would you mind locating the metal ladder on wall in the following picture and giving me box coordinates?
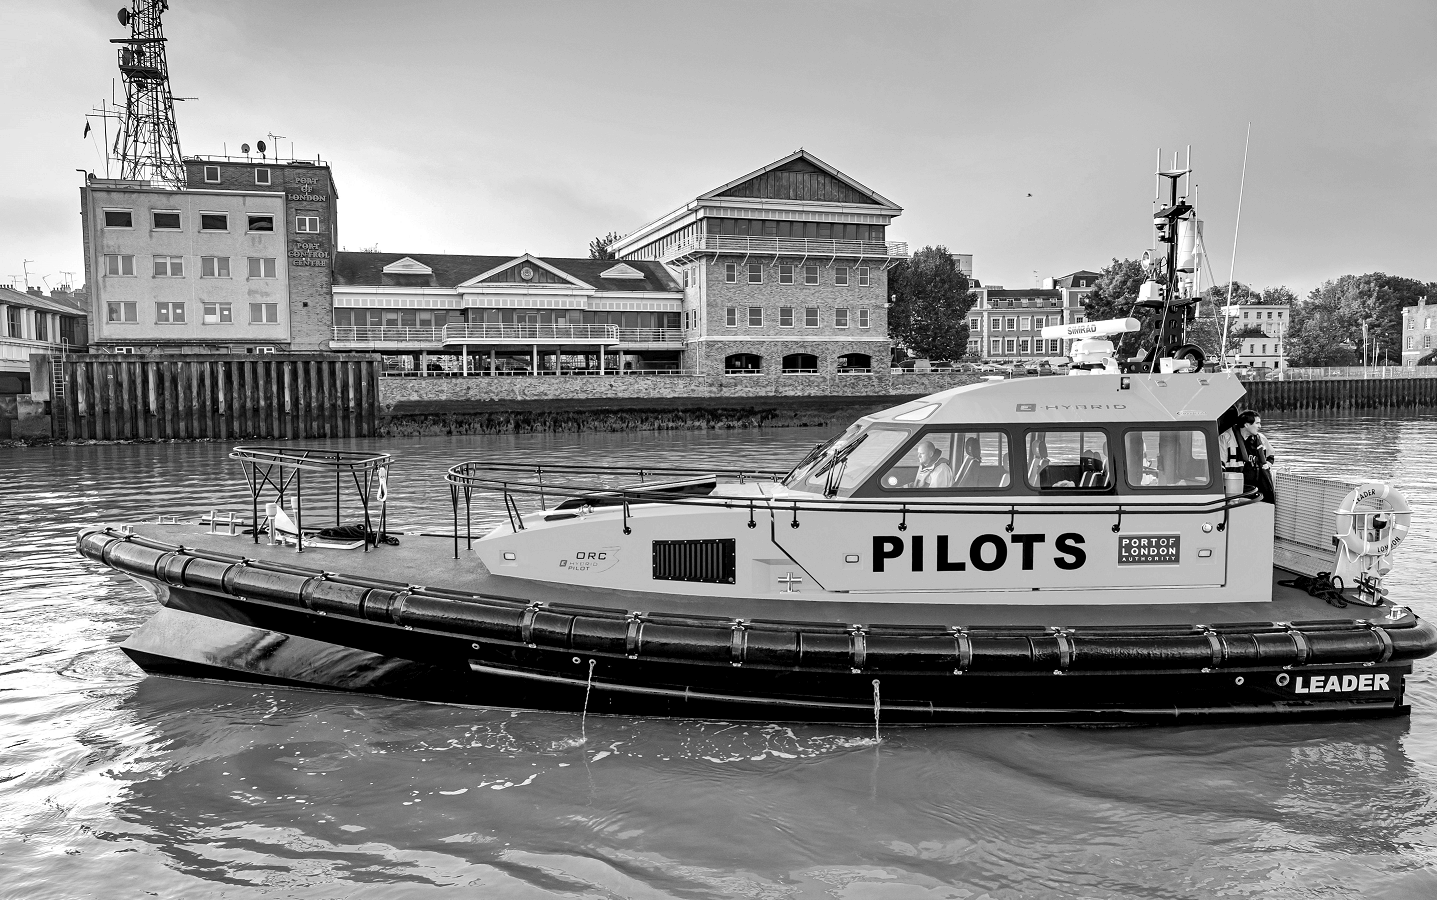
[51,341,67,440]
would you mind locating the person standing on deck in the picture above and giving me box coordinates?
[1237,410,1277,504]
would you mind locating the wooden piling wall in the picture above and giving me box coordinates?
[1242,377,1437,414]
[57,354,380,441]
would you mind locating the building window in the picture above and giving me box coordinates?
[1005,338,1016,354]
[104,254,135,276]
[1049,339,1061,354]
[991,316,1001,330]
[782,353,819,374]
[255,168,271,186]
[200,212,229,231]
[250,302,279,324]
[747,263,762,284]
[202,302,233,324]
[725,353,762,374]
[804,265,819,285]
[247,214,275,233]
[1427,317,1432,329]
[106,301,138,323]
[779,307,794,327]
[836,307,849,328]
[296,215,320,233]
[1427,335,1433,349]
[969,317,980,330]
[724,262,737,283]
[858,308,870,328]
[1005,317,1017,331]
[1261,343,1268,354]
[1033,315,1045,330]
[725,307,738,327]
[779,264,794,284]
[1409,337,1416,349]
[804,307,819,327]
[990,338,1002,354]
[1020,316,1032,331]
[748,307,763,327]
[103,209,133,228]
[35,315,48,342]
[247,257,277,279]
[151,210,181,230]
[857,266,870,287]
[836,267,849,286]
[153,255,184,277]
[155,302,186,324]
[203,165,220,183]
[200,256,231,278]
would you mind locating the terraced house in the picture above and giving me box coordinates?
[611,150,908,376]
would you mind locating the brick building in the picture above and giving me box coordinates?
[1221,301,1290,369]
[79,156,337,353]
[1403,297,1434,365]
[966,271,1096,361]
[611,150,908,376]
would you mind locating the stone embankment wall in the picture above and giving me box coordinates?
[379,372,983,434]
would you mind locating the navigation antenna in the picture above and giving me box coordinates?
[111,1,184,187]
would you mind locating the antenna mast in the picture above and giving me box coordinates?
[112,1,184,187]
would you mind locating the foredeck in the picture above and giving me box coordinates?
[119,522,1406,630]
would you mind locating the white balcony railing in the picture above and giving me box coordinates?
[615,328,684,345]
[664,235,909,263]
[332,325,685,347]
[330,326,445,346]
[443,324,620,344]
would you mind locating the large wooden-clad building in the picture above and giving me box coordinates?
[612,150,908,376]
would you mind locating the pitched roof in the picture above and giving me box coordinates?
[699,149,901,210]
[0,286,88,317]
[333,252,681,292]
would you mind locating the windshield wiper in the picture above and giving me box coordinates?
[812,433,867,478]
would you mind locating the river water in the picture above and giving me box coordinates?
[4,417,1437,899]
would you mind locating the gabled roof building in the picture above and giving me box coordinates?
[611,150,908,375]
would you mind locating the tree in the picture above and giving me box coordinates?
[887,245,975,361]
[1080,258,1148,322]
[588,231,623,260]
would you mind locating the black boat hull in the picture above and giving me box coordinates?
[84,527,1435,725]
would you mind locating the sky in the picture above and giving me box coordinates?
[2,0,1435,296]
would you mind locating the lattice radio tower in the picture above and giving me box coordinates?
[112,1,184,187]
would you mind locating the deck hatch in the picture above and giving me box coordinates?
[652,539,736,584]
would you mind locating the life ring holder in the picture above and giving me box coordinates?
[1335,482,1411,558]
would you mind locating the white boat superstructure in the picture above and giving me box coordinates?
[470,372,1278,605]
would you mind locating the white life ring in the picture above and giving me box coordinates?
[376,466,390,503]
[1335,482,1411,558]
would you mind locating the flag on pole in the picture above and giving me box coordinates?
[83,120,91,138]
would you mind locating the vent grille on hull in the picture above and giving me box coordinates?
[652,539,736,584]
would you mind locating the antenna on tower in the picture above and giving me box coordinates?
[110,1,185,187]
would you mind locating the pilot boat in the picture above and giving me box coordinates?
[79,160,1437,724]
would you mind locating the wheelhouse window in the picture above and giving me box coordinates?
[792,427,910,496]
[880,431,1011,491]
[1026,430,1111,490]
[1124,429,1211,488]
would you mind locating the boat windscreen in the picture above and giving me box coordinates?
[793,427,909,495]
